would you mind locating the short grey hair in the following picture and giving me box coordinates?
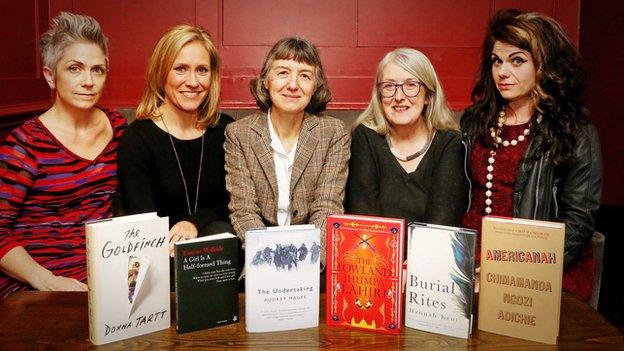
[39,12,109,71]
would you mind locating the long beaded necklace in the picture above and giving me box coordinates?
[484,108,530,214]
[161,117,205,216]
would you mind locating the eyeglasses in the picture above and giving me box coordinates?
[377,80,424,98]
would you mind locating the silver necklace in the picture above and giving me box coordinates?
[386,130,435,162]
[161,117,204,216]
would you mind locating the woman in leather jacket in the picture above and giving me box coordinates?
[461,9,602,301]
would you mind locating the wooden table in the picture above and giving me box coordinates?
[0,292,622,350]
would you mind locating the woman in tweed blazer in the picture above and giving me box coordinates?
[224,37,350,263]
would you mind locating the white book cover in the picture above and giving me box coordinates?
[245,225,321,332]
[86,212,170,345]
[405,223,476,338]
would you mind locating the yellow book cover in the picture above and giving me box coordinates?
[478,216,564,345]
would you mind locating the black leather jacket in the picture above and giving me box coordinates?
[461,112,603,266]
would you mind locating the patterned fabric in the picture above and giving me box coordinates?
[462,123,531,261]
[462,123,595,302]
[0,110,126,299]
[224,111,350,263]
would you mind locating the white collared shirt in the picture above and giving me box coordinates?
[267,109,298,226]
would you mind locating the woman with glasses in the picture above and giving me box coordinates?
[346,48,467,226]
[461,10,602,301]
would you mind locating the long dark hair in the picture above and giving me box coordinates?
[469,9,588,165]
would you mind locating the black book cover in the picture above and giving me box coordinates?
[174,233,239,333]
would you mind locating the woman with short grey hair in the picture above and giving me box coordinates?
[0,12,126,299]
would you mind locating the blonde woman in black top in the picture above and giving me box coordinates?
[346,48,468,226]
[118,25,233,258]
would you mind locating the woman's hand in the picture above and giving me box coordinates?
[30,270,87,291]
[1,246,87,292]
[168,220,199,257]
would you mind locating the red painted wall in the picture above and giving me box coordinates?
[0,0,579,117]
[3,1,619,201]
[0,1,51,119]
[11,0,619,204]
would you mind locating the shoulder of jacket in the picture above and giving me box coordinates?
[230,111,264,127]
[578,122,599,138]
[316,114,349,132]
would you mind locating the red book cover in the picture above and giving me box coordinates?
[326,214,405,334]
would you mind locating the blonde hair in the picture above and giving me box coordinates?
[136,24,221,128]
[356,48,457,135]
[40,12,108,71]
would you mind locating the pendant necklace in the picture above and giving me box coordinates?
[161,117,204,215]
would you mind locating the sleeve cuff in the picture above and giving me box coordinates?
[0,240,21,260]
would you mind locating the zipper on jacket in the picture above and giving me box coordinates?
[552,185,559,218]
[461,140,472,212]
[533,157,544,219]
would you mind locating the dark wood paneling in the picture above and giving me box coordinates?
[580,0,623,206]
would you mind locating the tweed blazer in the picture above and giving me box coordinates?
[224,111,350,258]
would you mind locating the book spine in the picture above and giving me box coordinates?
[174,244,181,332]
[397,223,405,328]
[325,216,338,327]
[85,225,101,345]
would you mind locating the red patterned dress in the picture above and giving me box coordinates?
[0,110,126,299]
[462,123,595,302]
